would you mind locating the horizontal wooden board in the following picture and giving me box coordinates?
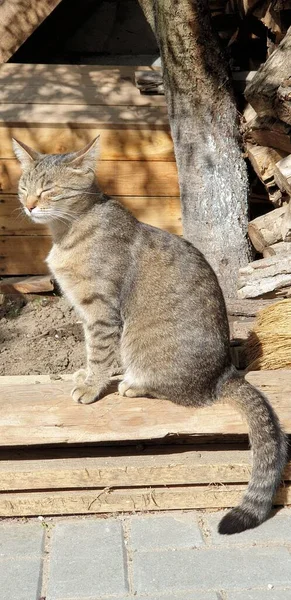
[0,447,254,491]
[0,82,167,107]
[0,195,182,236]
[0,235,51,275]
[0,195,48,235]
[2,446,290,492]
[0,160,179,196]
[0,64,159,86]
[0,194,182,274]
[0,104,169,127]
[0,126,174,161]
[0,371,290,447]
[0,484,289,517]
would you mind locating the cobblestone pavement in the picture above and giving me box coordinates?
[1,509,291,600]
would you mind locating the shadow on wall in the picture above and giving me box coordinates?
[8,0,158,65]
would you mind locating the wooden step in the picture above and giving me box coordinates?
[1,372,290,517]
[0,371,290,447]
[0,444,290,517]
[1,483,290,518]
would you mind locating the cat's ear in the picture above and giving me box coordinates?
[66,137,100,173]
[12,138,40,169]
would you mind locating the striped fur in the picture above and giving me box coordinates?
[13,137,288,534]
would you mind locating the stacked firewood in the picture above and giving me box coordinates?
[239,25,291,299]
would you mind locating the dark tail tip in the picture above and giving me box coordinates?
[218,507,261,535]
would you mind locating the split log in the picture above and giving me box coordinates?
[281,199,291,241]
[248,206,287,252]
[276,77,291,126]
[274,154,291,196]
[243,105,291,155]
[238,255,291,298]
[263,241,291,258]
[245,27,291,119]
[246,143,287,205]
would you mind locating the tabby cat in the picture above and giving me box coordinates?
[13,137,287,535]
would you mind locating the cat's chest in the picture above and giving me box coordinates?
[47,245,84,296]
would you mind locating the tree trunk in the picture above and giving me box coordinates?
[138,0,251,297]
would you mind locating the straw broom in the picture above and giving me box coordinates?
[246,299,291,370]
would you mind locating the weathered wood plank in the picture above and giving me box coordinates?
[245,27,291,119]
[0,484,289,517]
[0,160,179,196]
[0,448,255,491]
[0,126,175,161]
[0,371,290,447]
[0,195,182,237]
[0,1,61,63]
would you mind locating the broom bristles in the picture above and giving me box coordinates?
[246,299,291,371]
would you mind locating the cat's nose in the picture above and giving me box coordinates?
[26,196,38,211]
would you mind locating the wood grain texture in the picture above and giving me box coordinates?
[245,27,291,118]
[0,448,254,491]
[0,194,181,274]
[0,235,51,275]
[0,1,61,63]
[0,195,182,236]
[0,160,179,196]
[0,371,290,447]
[0,126,174,161]
[0,484,289,517]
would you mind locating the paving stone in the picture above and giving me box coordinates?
[133,546,291,594]
[227,590,291,600]
[126,594,219,600]
[206,510,291,545]
[0,557,43,600]
[0,522,44,557]
[130,513,204,550]
[47,519,128,599]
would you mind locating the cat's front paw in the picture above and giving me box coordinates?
[71,383,100,404]
[118,379,147,398]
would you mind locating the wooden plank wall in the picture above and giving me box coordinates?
[0,65,181,275]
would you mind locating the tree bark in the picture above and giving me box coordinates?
[138,0,251,297]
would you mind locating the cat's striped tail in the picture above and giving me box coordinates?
[217,370,288,535]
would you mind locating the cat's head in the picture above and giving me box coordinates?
[12,137,99,224]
